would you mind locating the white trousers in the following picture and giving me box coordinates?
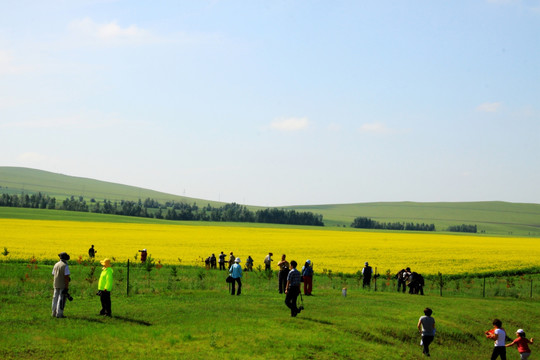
[52,288,66,318]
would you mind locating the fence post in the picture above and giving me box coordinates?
[374,267,378,292]
[531,279,533,298]
[483,277,486,298]
[127,259,130,297]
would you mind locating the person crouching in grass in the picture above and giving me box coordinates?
[98,258,113,317]
[285,260,302,317]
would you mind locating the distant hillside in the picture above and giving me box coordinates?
[0,167,224,207]
[1,166,540,236]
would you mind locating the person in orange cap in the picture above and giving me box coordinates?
[97,258,113,317]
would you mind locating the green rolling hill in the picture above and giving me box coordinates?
[1,166,539,236]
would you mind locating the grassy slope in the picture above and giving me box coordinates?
[2,166,540,235]
[1,262,539,360]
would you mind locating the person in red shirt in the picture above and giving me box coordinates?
[506,329,534,360]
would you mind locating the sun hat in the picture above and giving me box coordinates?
[100,258,111,267]
[306,259,311,265]
[235,257,241,263]
[58,252,70,260]
[517,329,525,334]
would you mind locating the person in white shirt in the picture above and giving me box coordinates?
[486,318,507,360]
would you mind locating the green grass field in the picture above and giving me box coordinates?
[2,166,540,235]
[1,261,539,360]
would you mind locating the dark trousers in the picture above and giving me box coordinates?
[219,262,225,270]
[303,276,313,295]
[100,290,112,316]
[363,276,371,288]
[285,286,300,316]
[278,270,288,293]
[491,346,506,360]
[397,279,406,292]
[231,277,242,295]
[422,335,434,355]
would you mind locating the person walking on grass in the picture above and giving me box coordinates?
[417,307,436,357]
[506,329,533,360]
[277,254,290,294]
[486,318,507,360]
[97,258,113,317]
[52,252,71,318]
[302,260,314,296]
[285,260,302,317]
[229,257,242,295]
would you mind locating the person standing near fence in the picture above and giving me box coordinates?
[52,252,71,318]
[97,258,113,317]
[417,307,436,357]
[486,318,507,360]
[302,260,313,296]
[229,258,242,295]
[362,262,372,288]
[277,254,290,294]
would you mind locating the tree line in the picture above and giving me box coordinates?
[0,192,324,227]
[447,224,477,233]
[350,216,436,231]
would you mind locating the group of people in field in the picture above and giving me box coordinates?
[396,267,425,295]
[52,250,113,319]
[53,249,535,359]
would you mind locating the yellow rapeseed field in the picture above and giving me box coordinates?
[2,219,539,275]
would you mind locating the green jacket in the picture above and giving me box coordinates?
[98,267,113,291]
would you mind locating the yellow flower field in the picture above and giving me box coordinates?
[2,218,539,275]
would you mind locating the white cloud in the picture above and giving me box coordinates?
[68,18,153,45]
[476,102,502,113]
[269,117,309,132]
[358,122,393,134]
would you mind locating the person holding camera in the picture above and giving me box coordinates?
[229,257,242,295]
[277,254,290,294]
[285,260,302,317]
[97,258,114,317]
[52,252,71,318]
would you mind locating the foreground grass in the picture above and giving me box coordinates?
[1,263,539,359]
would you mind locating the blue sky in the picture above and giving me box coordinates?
[1,0,539,206]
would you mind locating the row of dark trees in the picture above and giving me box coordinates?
[0,192,324,227]
[447,224,477,233]
[351,216,436,231]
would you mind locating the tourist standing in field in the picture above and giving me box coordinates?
[417,307,436,357]
[277,254,290,294]
[228,252,235,269]
[229,258,242,295]
[302,260,313,296]
[218,251,226,270]
[396,269,407,292]
[52,252,71,318]
[98,258,113,317]
[285,260,302,317]
[486,319,507,360]
[362,262,372,288]
[139,249,147,262]
[506,329,533,359]
[88,245,96,259]
[210,254,217,269]
[246,255,254,271]
[264,252,273,271]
